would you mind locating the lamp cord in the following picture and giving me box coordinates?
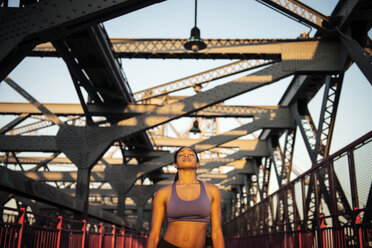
[194,0,197,27]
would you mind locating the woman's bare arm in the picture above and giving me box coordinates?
[146,187,168,248]
[210,185,225,248]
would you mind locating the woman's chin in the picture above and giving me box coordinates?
[178,165,197,170]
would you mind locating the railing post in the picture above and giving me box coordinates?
[99,222,103,248]
[297,225,302,248]
[320,214,326,248]
[354,207,363,248]
[56,216,63,248]
[111,225,116,248]
[121,228,125,248]
[17,208,25,248]
[128,230,133,248]
[81,219,86,248]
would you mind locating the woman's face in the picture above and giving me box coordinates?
[176,147,199,169]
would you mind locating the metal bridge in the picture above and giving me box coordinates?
[0,0,371,247]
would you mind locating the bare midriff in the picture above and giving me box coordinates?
[163,221,209,248]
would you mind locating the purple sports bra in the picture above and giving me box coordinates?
[167,180,211,223]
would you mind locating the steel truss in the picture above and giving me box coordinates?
[0,0,371,233]
[224,132,372,247]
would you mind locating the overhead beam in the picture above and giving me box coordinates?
[0,135,58,152]
[0,102,281,118]
[31,38,294,58]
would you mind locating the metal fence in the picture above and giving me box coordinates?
[224,131,372,248]
[0,206,147,248]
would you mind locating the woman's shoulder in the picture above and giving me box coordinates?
[203,182,221,195]
[154,184,173,198]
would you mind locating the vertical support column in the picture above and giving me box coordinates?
[313,173,322,247]
[301,179,306,229]
[243,175,249,210]
[136,206,144,232]
[76,168,91,218]
[348,150,359,209]
[315,75,344,161]
[291,102,317,164]
[281,129,296,185]
[327,161,339,230]
[314,75,331,160]
[236,186,242,215]
[117,194,126,220]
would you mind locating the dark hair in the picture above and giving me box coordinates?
[173,146,199,164]
[173,146,199,182]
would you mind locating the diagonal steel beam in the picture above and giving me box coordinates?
[133,59,275,102]
[337,28,372,85]
[3,77,64,126]
[256,0,330,30]
[0,165,124,226]
[0,113,29,134]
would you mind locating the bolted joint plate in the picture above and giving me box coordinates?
[56,125,120,169]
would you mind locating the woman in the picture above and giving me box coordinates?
[147,146,225,248]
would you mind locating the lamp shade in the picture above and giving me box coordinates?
[189,120,201,134]
[183,26,207,52]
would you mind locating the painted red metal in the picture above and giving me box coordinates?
[17,208,25,248]
[0,206,149,248]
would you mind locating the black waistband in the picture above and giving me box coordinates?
[157,238,180,248]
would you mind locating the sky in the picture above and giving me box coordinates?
[1,0,371,176]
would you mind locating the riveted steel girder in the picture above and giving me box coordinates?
[0,135,58,152]
[32,38,340,61]
[0,102,282,118]
[0,0,166,79]
[31,38,293,58]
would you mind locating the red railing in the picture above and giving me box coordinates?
[0,207,148,248]
[224,131,372,247]
[225,210,372,248]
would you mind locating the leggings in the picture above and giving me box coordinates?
[157,238,180,248]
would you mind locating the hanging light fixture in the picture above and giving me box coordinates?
[184,0,207,52]
[189,119,201,134]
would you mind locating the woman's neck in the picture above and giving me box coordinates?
[177,169,198,185]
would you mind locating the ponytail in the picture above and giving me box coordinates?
[174,170,179,182]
